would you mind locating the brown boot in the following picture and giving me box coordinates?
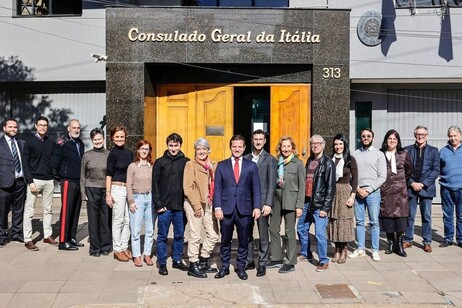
[338,243,347,264]
[114,251,129,262]
[332,243,341,263]
[133,256,142,267]
[124,249,133,259]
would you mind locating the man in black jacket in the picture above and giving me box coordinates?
[22,116,57,251]
[51,119,84,251]
[152,133,190,275]
[0,119,26,247]
[300,134,336,272]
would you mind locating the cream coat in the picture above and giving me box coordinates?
[183,159,217,212]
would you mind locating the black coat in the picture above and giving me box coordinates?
[306,154,336,213]
[152,150,189,211]
[50,135,84,181]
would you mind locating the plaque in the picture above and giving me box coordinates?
[357,11,382,47]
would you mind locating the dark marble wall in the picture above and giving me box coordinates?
[106,7,350,152]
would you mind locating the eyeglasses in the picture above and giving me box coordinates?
[361,134,372,139]
[139,147,150,151]
[37,124,48,127]
[415,133,427,137]
[311,142,323,146]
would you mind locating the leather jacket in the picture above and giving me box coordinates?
[305,154,336,213]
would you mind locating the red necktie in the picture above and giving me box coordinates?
[234,158,240,183]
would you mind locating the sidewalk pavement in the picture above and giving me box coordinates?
[1,198,462,308]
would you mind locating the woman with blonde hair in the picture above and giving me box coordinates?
[106,125,133,262]
[126,140,155,267]
[183,138,219,278]
[267,136,305,274]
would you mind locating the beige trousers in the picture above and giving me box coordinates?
[23,179,55,243]
[184,200,219,263]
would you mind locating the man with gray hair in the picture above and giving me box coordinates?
[350,128,386,261]
[297,134,336,272]
[439,125,462,248]
[403,125,439,253]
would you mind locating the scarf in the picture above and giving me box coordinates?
[195,157,215,204]
[277,153,294,186]
[385,151,397,175]
[333,153,344,182]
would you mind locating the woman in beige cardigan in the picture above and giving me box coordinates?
[183,138,220,278]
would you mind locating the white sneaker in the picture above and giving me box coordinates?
[349,249,366,258]
[372,251,381,261]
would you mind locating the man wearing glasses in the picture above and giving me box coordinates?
[22,116,58,251]
[403,126,439,253]
[350,128,386,261]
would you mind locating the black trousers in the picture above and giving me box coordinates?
[247,214,270,266]
[85,187,112,254]
[59,179,81,244]
[0,178,26,240]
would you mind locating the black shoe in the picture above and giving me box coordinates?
[101,251,110,256]
[245,261,255,270]
[458,243,462,248]
[70,239,85,247]
[256,266,266,277]
[58,242,79,251]
[0,238,7,247]
[198,257,218,273]
[266,260,283,269]
[172,260,188,271]
[11,235,24,243]
[187,262,207,278]
[236,268,248,280]
[439,241,453,247]
[214,267,230,279]
[90,252,101,257]
[158,264,168,275]
[278,264,295,274]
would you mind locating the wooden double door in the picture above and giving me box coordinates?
[145,84,311,162]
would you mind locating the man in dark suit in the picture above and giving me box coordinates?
[0,119,26,246]
[404,125,439,252]
[244,130,277,277]
[213,135,261,280]
[51,119,85,251]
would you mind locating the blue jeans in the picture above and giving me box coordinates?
[297,202,312,258]
[305,209,329,264]
[129,193,154,257]
[405,194,432,245]
[354,190,380,251]
[441,187,462,244]
[156,209,185,265]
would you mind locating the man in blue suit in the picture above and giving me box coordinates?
[404,125,439,253]
[0,119,26,247]
[213,135,261,280]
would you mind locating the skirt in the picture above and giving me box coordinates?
[328,183,355,242]
[379,217,408,233]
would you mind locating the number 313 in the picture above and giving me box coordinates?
[322,67,341,79]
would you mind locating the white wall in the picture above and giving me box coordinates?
[0,5,106,82]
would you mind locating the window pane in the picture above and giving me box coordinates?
[197,0,218,5]
[255,0,288,7]
[220,0,252,7]
[355,102,372,150]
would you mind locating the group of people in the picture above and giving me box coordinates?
[1,116,462,279]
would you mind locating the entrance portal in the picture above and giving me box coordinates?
[150,84,311,162]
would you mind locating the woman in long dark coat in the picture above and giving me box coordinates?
[380,129,413,257]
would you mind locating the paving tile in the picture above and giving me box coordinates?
[51,292,100,308]
[370,260,411,271]
[69,270,113,281]
[349,279,394,292]
[17,280,65,293]
[401,291,448,304]
[60,280,104,293]
[102,279,148,293]
[444,291,462,306]
[109,270,153,282]
[29,269,74,281]
[6,292,56,308]
[358,291,408,304]
[0,281,25,293]
[405,261,447,271]
[0,293,14,308]
[417,271,462,292]
[381,270,422,282]
[272,290,321,304]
